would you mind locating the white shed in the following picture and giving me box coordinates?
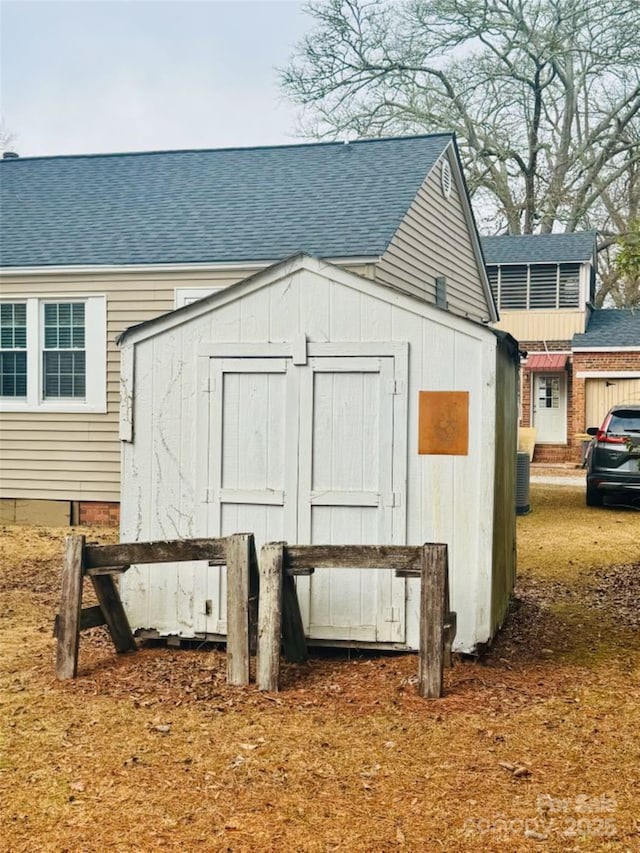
[118,254,517,653]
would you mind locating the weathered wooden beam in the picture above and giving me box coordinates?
[394,568,420,578]
[90,575,137,654]
[281,573,308,664]
[225,533,251,686]
[84,537,228,569]
[418,543,447,699]
[85,565,130,577]
[257,542,284,691]
[56,534,85,680]
[80,604,108,631]
[284,545,424,572]
[53,604,108,638]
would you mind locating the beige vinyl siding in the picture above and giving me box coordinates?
[585,377,640,428]
[375,149,491,323]
[0,262,374,502]
[494,309,586,342]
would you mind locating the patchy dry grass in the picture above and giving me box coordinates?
[1,488,639,852]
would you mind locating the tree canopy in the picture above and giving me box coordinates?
[282,0,640,301]
[611,219,640,306]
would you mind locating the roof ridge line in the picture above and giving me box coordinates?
[0,133,453,163]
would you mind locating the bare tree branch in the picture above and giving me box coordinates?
[281,0,640,302]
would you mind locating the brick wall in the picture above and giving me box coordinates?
[519,340,572,353]
[78,501,120,527]
[532,443,574,463]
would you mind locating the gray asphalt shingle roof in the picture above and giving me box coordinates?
[572,309,640,348]
[481,232,596,266]
[0,135,452,268]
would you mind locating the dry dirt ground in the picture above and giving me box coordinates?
[1,486,639,852]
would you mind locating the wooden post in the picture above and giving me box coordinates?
[225,533,251,686]
[90,575,137,654]
[56,534,85,680]
[281,572,308,663]
[443,563,456,668]
[257,542,284,691]
[248,536,260,655]
[418,543,447,699]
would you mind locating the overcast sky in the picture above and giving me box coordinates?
[0,0,310,157]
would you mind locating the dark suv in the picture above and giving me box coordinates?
[585,405,640,506]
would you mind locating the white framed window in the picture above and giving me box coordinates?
[0,295,106,413]
[175,287,219,308]
[0,302,28,397]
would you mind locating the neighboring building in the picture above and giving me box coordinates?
[482,232,598,462]
[0,134,498,524]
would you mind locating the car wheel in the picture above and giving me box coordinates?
[586,485,604,507]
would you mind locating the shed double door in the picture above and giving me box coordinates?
[204,348,407,644]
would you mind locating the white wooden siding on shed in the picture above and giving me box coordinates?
[120,261,497,652]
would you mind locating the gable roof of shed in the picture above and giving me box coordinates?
[572,309,640,349]
[0,135,452,268]
[481,232,597,266]
[118,252,494,347]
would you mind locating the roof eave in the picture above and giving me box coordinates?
[572,345,640,352]
[0,254,382,277]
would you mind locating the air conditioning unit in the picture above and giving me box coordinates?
[516,451,531,515]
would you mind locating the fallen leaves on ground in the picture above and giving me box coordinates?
[1,489,639,852]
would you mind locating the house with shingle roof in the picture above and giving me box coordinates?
[0,134,500,524]
[482,232,640,462]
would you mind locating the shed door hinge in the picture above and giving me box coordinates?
[384,606,400,623]
[201,374,213,394]
[383,492,401,507]
[203,488,214,503]
[386,379,403,395]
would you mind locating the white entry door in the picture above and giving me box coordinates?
[202,348,407,644]
[533,372,567,443]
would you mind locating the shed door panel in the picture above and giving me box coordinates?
[205,358,297,634]
[297,357,405,643]
[585,378,640,429]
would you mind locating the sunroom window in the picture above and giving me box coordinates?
[487,263,582,310]
[498,265,527,308]
[559,264,580,307]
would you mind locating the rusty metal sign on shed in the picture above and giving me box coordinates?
[418,391,469,455]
